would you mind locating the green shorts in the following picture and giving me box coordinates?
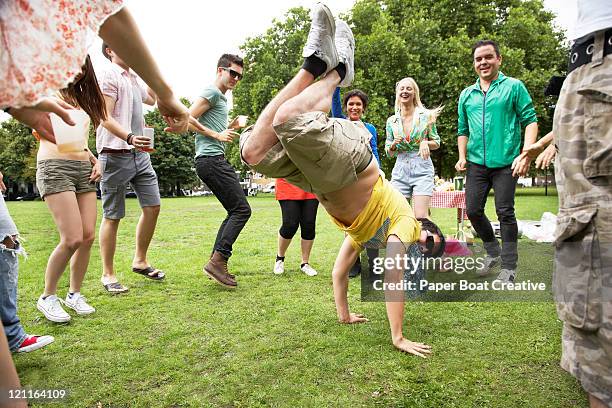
[240,111,372,195]
[36,159,96,199]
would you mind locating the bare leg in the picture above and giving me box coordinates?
[384,234,432,357]
[589,395,607,408]
[300,239,314,264]
[277,234,292,257]
[242,70,341,165]
[273,70,341,126]
[242,70,316,165]
[132,205,160,270]
[99,217,120,281]
[68,192,97,293]
[412,195,431,219]
[43,192,84,296]
[0,326,27,408]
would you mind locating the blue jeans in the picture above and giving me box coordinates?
[0,194,26,351]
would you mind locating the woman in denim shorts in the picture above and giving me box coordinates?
[34,56,107,323]
[385,77,442,219]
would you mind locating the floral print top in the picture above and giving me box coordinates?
[385,107,440,158]
[0,0,124,108]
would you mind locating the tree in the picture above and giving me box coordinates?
[233,0,567,178]
[145,99,199,196]
[0,119,38,186]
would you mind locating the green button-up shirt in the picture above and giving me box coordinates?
[457,72,537,168]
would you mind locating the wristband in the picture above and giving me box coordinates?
[126,133,135,145]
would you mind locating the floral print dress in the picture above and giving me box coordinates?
[0,0,123,108]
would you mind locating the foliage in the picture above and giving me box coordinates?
[0,118,38,184]
[146,98,199,195]
[233,0,567,177]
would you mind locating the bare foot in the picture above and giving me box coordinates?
[393,337,432,358]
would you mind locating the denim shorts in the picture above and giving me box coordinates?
[390,151,435,197]
[99,151,161,219]
[36,159,97,199]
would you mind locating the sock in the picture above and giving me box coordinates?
[68,292,79,298]
[334,63,346,82]
[302,55,327,78]
[301,262,308,268]
[276,255,285,262]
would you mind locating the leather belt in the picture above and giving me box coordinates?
[100,148,134,154]
[568,28,612,74]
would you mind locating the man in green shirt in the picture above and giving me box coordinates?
[188,54,250,288]
[455,40,538,283]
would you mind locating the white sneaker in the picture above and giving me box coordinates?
[475,255,500,277]
[334,19,354,87]
[274,260,285,275]
[63,293,95,315]
[300,263,318,277]
[37,295,71,323]
[493,268,516,284]
[302,3,338,76]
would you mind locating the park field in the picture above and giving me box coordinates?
[8,187,586,407]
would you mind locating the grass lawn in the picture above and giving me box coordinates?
[8,186,586,407]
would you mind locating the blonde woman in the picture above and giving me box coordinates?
[385,77,442,218]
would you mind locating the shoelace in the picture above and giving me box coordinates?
[48,297,65,312]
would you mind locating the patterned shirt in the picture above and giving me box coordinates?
[0,0,124,108]
[385,107,440,158]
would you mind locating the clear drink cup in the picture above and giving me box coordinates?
[51,110,90,153]
[142,127,154,151]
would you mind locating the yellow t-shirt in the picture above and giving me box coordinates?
[330,176,421,251]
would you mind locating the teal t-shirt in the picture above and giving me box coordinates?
[195,85,228,158]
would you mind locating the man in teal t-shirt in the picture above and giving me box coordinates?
[188,54,250,288]
[455,40,538,284]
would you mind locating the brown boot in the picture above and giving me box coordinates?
[204,251,237,288]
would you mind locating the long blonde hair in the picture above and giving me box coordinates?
[394,77,443,126]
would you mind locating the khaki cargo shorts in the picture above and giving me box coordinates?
[553,33,612,404]
[36,159,97,199]
[240,111,372,195]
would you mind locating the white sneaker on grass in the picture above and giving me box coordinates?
[37,295,71,323]
[302,3,338,75]
[301,263,318,277]
[274,260,285,275]
[475,255,500,277]
[493,269,516,284]
[63,293,95,315]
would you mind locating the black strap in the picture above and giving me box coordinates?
[568,28,612,74]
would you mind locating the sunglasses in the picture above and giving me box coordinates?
[221,67,243,80]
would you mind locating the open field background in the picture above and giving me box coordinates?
[8,187,586,407]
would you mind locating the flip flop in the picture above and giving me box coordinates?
[102,281,129,293]
[132,266,165,281]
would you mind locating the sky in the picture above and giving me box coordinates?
[89,0,577,101]
[1,0,577,122]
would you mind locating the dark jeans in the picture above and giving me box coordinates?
[278,199,319,240]
[466,162,518,269]
[195,155,252,259]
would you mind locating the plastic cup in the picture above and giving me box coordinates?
[237,115,248,127]
[454,176,464,191]
[142,127,154,151]
[51,110,90,153]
